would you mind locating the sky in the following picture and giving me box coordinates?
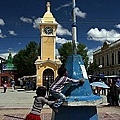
[0,0,120,63]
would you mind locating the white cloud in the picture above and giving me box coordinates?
[55,3,86,18]
[0,53,8,60]
[0,29,6,38]
[32,18,72,35]
[20,16,32,23]
[20,16,41,29]
[87,46,101,63]
[56,36,72,44]
[55,49,59,56]
[33,17,41,29]
[55,2,72,11]
[8,30,17,36]
[87,49,93,63]
[18,42,22,45]
[55,36,95,64]
[0,52,17,61]
[115,24,120,29]
[57,23,72,36]
[87,28,120,42]
[0,18,5,26]
[74,7,86,18]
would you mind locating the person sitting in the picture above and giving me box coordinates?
[49,66,84,112]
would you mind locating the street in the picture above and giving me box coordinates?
[0,88,120,120]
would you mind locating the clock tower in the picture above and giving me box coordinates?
[35,2,61,87]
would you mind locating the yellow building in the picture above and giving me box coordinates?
[35,2,61,87]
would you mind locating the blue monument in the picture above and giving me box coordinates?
[51,0,102,120]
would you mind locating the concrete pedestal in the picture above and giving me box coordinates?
[51,55,102,120]
[52,106,98,120]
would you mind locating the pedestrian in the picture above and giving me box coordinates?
[19,78,23,88]
[107,89,112,105]
[46,82,50,96]
[32,80,36,91]
[24,86,55,120]
[3,81,7,93]
[49,66,84,112]
[110,80,119,106]
[11,79,15,91]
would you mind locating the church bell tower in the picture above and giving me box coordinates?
[35,2,61,87]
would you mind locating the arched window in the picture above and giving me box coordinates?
[112,53,114,65]
[118,51,120,64]
[102,56,104,67]
[107,55,109,66]
[98,58,100,65]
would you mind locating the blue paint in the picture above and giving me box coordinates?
[52,106,99,120]
[52,55,102,120]
[64,55,101,102]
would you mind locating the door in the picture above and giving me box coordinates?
[43,68,54,91]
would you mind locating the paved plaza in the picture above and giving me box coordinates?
[0,87,120,120]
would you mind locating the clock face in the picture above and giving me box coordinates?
[44,27,53,34]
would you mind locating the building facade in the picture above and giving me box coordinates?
[0,57,5,73]
[0,53,17,86]
[93,39,120,76]
[35,2,61,87]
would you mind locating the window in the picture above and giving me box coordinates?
[112,71,115,75]
[94,59,96,64]
[107,55,109,66]
[102,56,104,67]
[98,58,100,65]
[112,53,114,65]
[118,51,120,64]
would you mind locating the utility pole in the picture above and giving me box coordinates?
[72,0,77,54]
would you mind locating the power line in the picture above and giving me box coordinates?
[1,36,120,39]
[3,19,120,24]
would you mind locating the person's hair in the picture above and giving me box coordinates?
[36,86,46,97]
[57,66,67,77]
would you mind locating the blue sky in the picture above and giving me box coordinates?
[0,0,120,62]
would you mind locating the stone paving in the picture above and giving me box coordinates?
[0,87,120,120]
[3,113,51,120]
[3,113,52,120]
[2,107,120,120]
[98,106,120,120]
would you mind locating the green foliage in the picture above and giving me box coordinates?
[58,42,73,65]
[77,43,89,68]
[87,62,99,75]
[13,41,39,77]
[13,41,89,77]
[58,42,89,68]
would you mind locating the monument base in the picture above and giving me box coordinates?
[51,106,99,120]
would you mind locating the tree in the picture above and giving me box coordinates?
[87,62,99,75]
[13,41,39,77]
[58,42,89,68]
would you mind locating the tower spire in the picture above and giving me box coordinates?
[46,2,51,12]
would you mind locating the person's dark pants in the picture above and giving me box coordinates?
[111,95,119,106]
[114,96,119,106]
[4,87,7,93]
[49,90,66,108]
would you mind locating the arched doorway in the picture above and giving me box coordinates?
[43,69,54,94]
